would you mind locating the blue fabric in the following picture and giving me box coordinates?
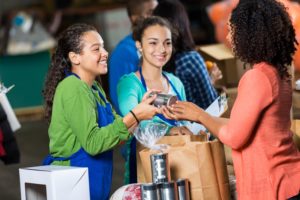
[175,51,218,109]
[108,34,139,114]
[43,74,114,200]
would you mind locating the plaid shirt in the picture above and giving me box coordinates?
[175,51,218,109]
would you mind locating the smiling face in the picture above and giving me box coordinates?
[70,30,108,82]
[137,24,172,69]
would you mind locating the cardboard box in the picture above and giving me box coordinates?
[291,120,300,150]
[197,44,246,87]
[19,165,90,200]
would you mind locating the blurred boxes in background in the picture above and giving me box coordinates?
[197,43,247,88]
[19,165,89,200]
[95,7,131,52]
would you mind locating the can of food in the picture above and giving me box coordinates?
[150,153,170,183]
[176,179,190,200]
[141,183,160,200]
[149,92,178,107]
[158,181,178,200]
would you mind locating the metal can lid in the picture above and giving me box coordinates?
[167,95,178,106]
[158,181,175,189]
[141,183,157,190]
[176,179,187,186]
[155,178,169,184]
[151,153,167,159]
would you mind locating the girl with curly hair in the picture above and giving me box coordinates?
[163,0,300,199]
[42,23,160,200]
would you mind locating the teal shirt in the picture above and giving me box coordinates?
[48,76,130,165]
[117,72,186,127]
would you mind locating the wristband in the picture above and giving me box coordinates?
[130,110,140,124]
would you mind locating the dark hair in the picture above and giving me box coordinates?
[126,0,154,17]
[43,23,97,121]
[132,16,176,44]
[230,0,297,79]
[152,0,195,72]
[153,0,195,52]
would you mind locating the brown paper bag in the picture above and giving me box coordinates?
[136,135,206,183]
[139,138,230,200]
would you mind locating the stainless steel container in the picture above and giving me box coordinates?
[141,183,160,200]
[176,179,190,200]
[149,92,178,107]
[158,181,178,200]
[150,153,170,184]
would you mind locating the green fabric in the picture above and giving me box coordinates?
[117,71,186,183]
[48,76,130,166]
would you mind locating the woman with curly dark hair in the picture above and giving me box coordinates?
[42,23,160,200]
[163,0,300,199]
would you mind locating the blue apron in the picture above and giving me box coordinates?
[126,68,182,183]
[43,73,114,200]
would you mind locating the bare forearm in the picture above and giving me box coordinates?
[122,112,138,131]
[197,112,229,137]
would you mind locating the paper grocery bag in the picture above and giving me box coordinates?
[136,135,206,183]
[139,139,230,200]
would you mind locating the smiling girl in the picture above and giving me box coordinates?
[117,16,190,183]
[42,23,160,200]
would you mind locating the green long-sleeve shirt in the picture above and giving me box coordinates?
[48,76,130,165]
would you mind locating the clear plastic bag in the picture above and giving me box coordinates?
[134,121,169,150]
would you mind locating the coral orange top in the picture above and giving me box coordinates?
[218,62,300,199]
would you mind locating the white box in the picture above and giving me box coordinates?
[19,165,90,200]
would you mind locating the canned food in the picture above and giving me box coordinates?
[141,183,160,200]
[176,179,190,200]
[149,92,178,107]
[150,153,170,184]
[158,181,178,200]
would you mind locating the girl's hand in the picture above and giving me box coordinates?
[141,89,161,102]
[132,90,161,121]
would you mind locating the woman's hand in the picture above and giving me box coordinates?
[162,101,205,123]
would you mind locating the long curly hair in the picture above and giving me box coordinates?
[229,0,297,79]
[43,23,97,122]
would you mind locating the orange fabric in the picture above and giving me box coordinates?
[218,62,300,200]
